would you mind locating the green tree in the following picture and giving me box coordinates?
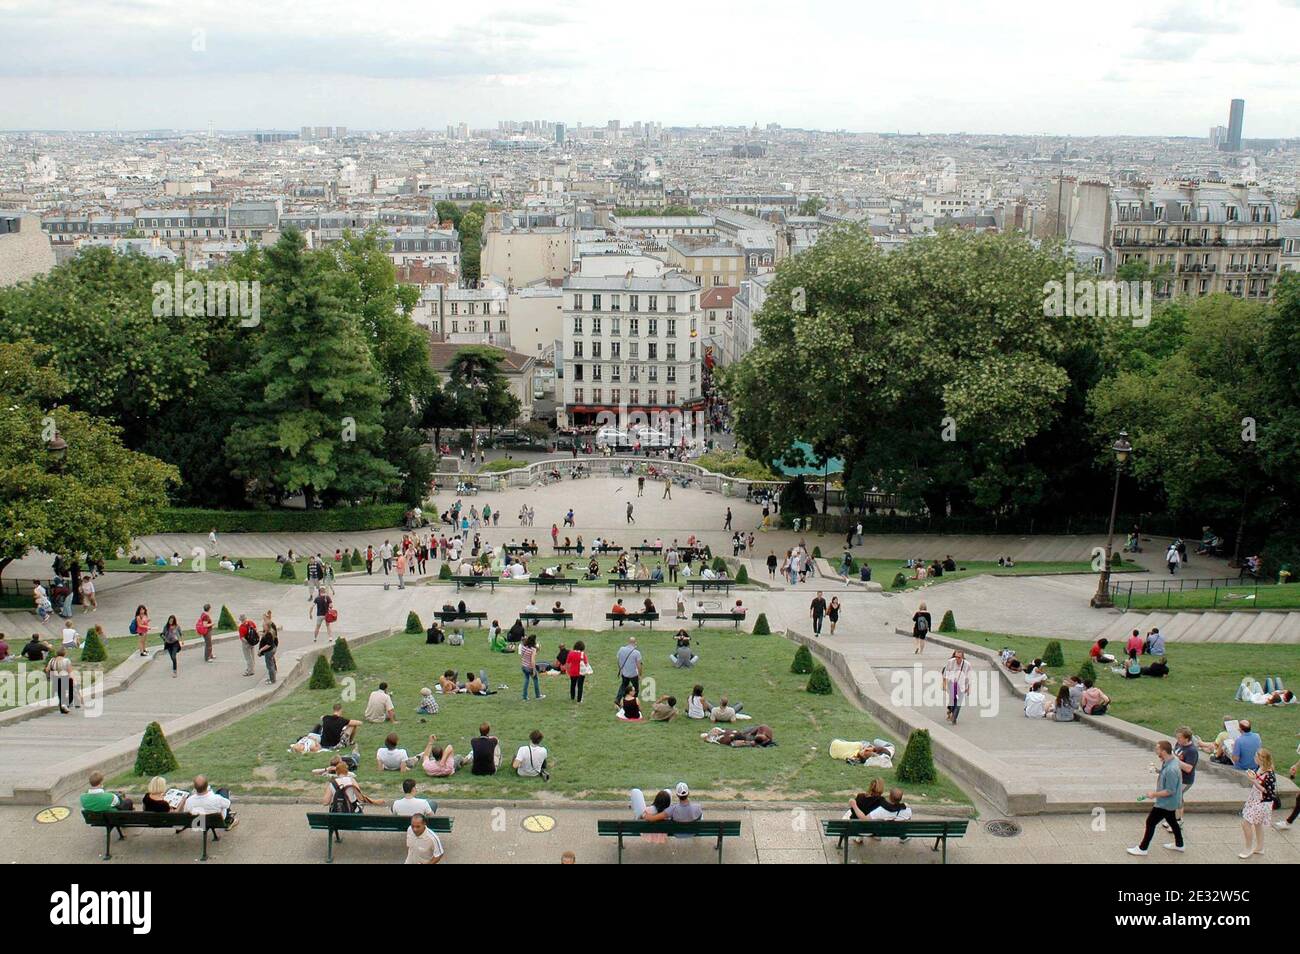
[446,346,521,437]
[458,202,487,285]
[798,197,825,216]
[308,654,336,689]
[331,637,357,672]
[435,201,463,230]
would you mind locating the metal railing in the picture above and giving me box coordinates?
[1109,574,1276,610]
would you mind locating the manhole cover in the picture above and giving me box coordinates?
[984,820,1021,837]
[521,814,555,833]
[35,806,70,824]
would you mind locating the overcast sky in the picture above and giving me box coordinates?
[2,0,1298,136]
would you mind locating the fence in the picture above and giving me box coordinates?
[1108,574,1274,610]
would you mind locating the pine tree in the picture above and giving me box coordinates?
[134,721,179,776]
[735,564,749,584]
[309,654,336,689]
[791,643,814,673]
[439,563,453,579]
[331,637,357,672]
[351,547,362,563]
[80,626,108,663]
[405,611,423,634]
[1077,659,1098,684]
[1043,640,1065,667]
[806,664,833,694]
[896,729,937,784]
[939,610,956,632]
[891,572,909,589]
[217,605,238,632]
[341,552,353,572]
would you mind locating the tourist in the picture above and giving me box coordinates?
[79,575,97,613]
[614,635,642,704]
[1141,655,1170,678]
[520,634,543,700]
[45,647,75,714]
[418,735,460,777]
[22,633,51,662]
[80,771,134,815]
[142,776,172,812]
[365,682,397,723]
[470,723,499,775]
[866,788,911,820]
[133,604,151,658]
[566,640,589,702]
[709,696,741,722]
[911,602,931,654]
[1231,720,1262,772]
[828,596,842,635]
[258,621,279,684]
[325,764,382,813]
[670,632,698,668]
[513,729,549,779]
[311,588,334,642]
[1239,749,1277,859]
[687,684,713,719]
[616,685,643,721]
[1053,685,1078,722]
[1080,680,1110,715]
[1125,629,1144,657]
[156,614,182,677]
[667,782,702,828]
[179,775,238,828]
[942,650,973,724]
[1023,683,1053,719]
[1089,638,1116,665]
[649,695,679,721]
[391,778,436,817]
[236,615,258,676]
[1144,627,1166,656]
[319,702,361,749]
[405,812,445,864]
[376,733,420,773]
[1172,726,1198,830]
[194,603,215,662]
[1126,740,1184,856]
[1275,751,1300,831]
[847,779,888,838]
[810,591,827,638]
[628,788,673,843]
[766,551,777,579]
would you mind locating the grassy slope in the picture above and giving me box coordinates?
[1123,584,1300,611]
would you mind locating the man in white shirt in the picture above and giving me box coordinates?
[179,775,237,827]
[513,729,549,777]
[365,683,397,723]
[60,623,81,651]
[404,813,444,864]
[380,540,394,575]
[391,778,437,817]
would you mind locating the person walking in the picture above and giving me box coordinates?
[942,650,973,724]
[724,507,732,530]
[365,544,374,575]
[766,551,777,580]
[1126,740,1185,856]
[380,540,394,575]
[395,551,408,590]
[662,476,672,500]
[1239,749,1276,859]
[626,501,635,525]
[615,635,642,704]
[520,635,544,701]
[827,596,841,635]
[637,475,645,497]
[810,591,827,638]
[259,621,279,684]
[195,603,215,662]
[675,586,687,620]
[566,640,589,703]
[1171,726,1199,833]
[132,604,151,658]
[160,615,183,678]
[312,589,334,642]
[1165,542,1181,575]
[911,602,932,655]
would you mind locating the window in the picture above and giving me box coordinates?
[666,366,676,383]
[612,388,621,404]
[666,343,676,361]
[593,388,602,404]
[630,365,640,382]
[573,294,583,311]
[574,388,584,402]
[498,319,507,332]
[611,294,621,311]
[629,295,639,312]
[648,318,658,336]
[666,389,676,404]
[648,366,658,382]
[667,296,677,312]
[592,317,601,335]
[648,295,658,312]
[611,317,620,334]
[592,294,602,311]
[630,389,639,404]
[611,341,621,358]
[451,321,459,334]
[648,389,658,405]
[592,341,602,359]
[667,319,677,337]
[648,343,658,360]
[572,315,583,334]
[629,318,639,336]
[611,364,621,381]
[592,364,602,381]
[573,342,584,358]
[689,342,696,359]
[572,364,583,381]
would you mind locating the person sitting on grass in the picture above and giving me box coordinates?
[377,733,421,773]
[512,729,549,779]
[1080,680,1110,715]
[687,684,713,719]
[709,696,744,722]
[469,723,500,775]
[671,633,698,668]
[438,670,463,694]
[1123,650,1143,679]
[507,618,526,646]
[416,688,439,715]
[649,695,679,722]
[616,686,643,721]
[1144,628,1166,656]
[584,557,601,581]
[1090,638,1116,665]
[465,671,494,696]
[1141,656,1170,678]
[419,734,464,777]
[364,683,397,723]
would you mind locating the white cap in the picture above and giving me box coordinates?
[675,782,689,797]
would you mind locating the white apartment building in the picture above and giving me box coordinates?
[480,226,572,287]
[560,274,704,426]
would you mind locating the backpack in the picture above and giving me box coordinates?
[242,622,259,645]
[328,779,360,814]
[915,614,929,633]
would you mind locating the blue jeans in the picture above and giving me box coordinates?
[521,668,540,699]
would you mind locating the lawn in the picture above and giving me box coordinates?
[832,556,1143,591]
[0,631,139,710]
[103,558,306,586]
[434,553,754,590]
[957,630,1300,759]
[109,628,971,806]
[1121,583,1300,611]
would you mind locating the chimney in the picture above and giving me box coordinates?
[624,268,633,288]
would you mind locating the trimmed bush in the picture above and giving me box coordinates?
[133,721,179,776]
[812,546,822,559]
[331,638,357,673]
[1043,640,1065,668]
[156,503,405,534]
[1110,551,1123,566]
[751,612,770,635]
[895,729,937,784]
[217,605,238,632]
[806,664,833,695]
[938,609,956,632]
[309,654,336,689]
[791,644,814,674]
[279,561,296,580]
[351,547,362,563]
[341,553,353,572]
[711,556,728,574]
[405,611,423,634]
[438,563,453,580]
[734,564,749,584]
[1076,659,1098,684]
[891,572,909,590]
[80,626,108,663]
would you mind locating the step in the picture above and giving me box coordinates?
[1208,613,1256,643]
[1235,612,1286,644]
[1178,612,1226,643]
[1098,611,1147,644]
[1269,613,1300,644]
[1141,611,1176,634]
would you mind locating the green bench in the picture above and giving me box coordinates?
[689,579,733,594]
[82,809,232,861]
[521,611,574,627]
[596,819,742,863]
[530,577,577,593]
[608,578,656,592]
[434,610,488,626]
[606,611,658,628]
[692,611,745,628]
[451,575,497,592]
[821,819,969,864]
[306,812,453,863]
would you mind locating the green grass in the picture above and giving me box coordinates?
[957,629,1300,758]
[438,554,749,590]
[103,558,312,586]
[1122,583,1300,611]
[475,458,526,474]
[0,632,138,710]
[838,556,1143,590]
[109,628,971,806]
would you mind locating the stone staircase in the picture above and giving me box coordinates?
[1096,609,1300,644]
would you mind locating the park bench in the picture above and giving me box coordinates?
[692,611,745,628]
[531,577,577,593]
[552,545,577,555]
[607,611,658,629]
[82,810,232,861]
[306,812,453,863]
[521,611,574,627]
[505,544,538,555]
[596,819,741,863]
[451,575,497,592]
[689,580,733,594]
[632,545,662,555]
[820,819,969,864]
[434,610,488,626]
[593,543,621,553]
[608,578,656,592]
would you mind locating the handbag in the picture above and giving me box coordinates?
[325,608,338,623]
[579,653,593,677]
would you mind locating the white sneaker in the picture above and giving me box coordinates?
[1125,846,1149,856]
[1275,820,1291,830]
[1162,843,1184,852]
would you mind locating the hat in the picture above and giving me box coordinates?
[675,782,689,797]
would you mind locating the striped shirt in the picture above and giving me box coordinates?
[520,645,537,671]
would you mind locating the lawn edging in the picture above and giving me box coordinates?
[783,628,1041,815]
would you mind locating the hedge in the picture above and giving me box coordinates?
[405,611,423,634]
[891,572,909,590]
[1043,640,1066,667]
[734,564,749,584]
[155,503,406,534]
[751,612,770,635]
[938,610,956,632]
[80,627,108,663]
[791,644,814,674]
[1077,659,1099,684]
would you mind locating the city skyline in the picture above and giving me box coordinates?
[2,0,1299,136]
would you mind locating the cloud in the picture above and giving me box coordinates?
[1130,34,1208,61]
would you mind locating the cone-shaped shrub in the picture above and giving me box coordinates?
[891,572,909,589]
[1043,640,1065,668]
[342,553,353,572]
[806,664,833,694]
[439,563,453,580]
[1111,552,1123,566]
[812,546,822,559]
[939,609,956,632]
[735,564,749,584]
[331,637,357,672]
[80,626,108,663]
[791,644,814,674]
[711,556,728,573]
[134,721,179,776]
[405,611,423,634]
[1077,659,1098,684]
[896,729,937,784]
[309,654,336,689]
[280,561,296,580]
[351,548,362,563]
[217,605,238,632]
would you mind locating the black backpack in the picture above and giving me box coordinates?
[916,614,929,633]
[328,779,360,814]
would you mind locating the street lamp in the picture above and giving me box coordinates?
[46,432,68,468]
[1090,430,1133,608]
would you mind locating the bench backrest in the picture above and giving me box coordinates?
[530,577,578,584]
[822,819,968,838]
[306,812,453,833]
[597,819,740,837]
[82,810,229,829]
[693,612,743,619]
[523,611,573,619]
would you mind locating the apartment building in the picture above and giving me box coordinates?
[379,226,459,269]
[480,225,572,287]
[610,214,715,239]
[730,271,774,365]
[0,213,56,286]
[1279,218,1300,275]
[560,274,704,425]
[664,238,745,288]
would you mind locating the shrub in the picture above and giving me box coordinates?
[939,609,956,632]
[791,644,814,673]
[279,561,296,580]
[751,612,770,635]
[439,563,453,580]
[812,546,822,559]
[806,664,833,695]
[895,729,937,784]
[80,626,107,663]
[711,556,728,574]
[479,457,524,474]
[133,721,179,776]
[734,564,749,584]
[341,553,353,572]
[405,611,423,634]
[1077,659,1098,684]
[331,638,357,672]
[351,548,362,564]
[694,450,778,480]
[891,572,909,590]
[309,655,336,689]
[155,504,405,534]
[217,605,238,632]
[1043,640,1065,668]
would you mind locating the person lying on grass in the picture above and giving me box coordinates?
[701,724,774,747]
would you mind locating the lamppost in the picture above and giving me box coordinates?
[46,432,68,470]
[1090,430,1132,608]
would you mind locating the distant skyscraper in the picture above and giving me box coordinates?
[555,122,566,145]
[1224,98,1244,152]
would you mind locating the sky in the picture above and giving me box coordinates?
[1,0,1299,136]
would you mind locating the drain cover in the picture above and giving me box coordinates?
[521,814,555,833]
[984,820,1021,837]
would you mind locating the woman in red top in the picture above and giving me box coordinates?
[1090,638,1116,664]
[566,639,589,703]
[195,603,215,662]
